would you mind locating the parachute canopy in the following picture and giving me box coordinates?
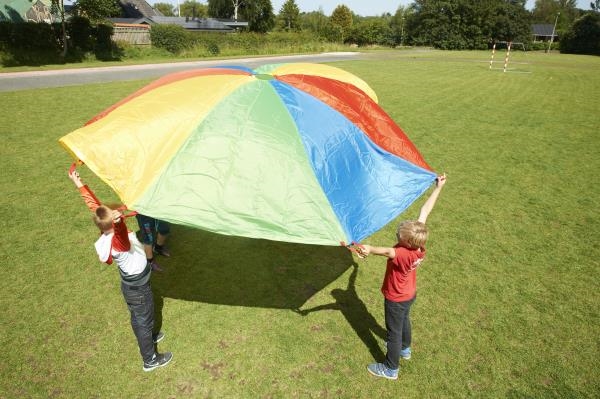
[60,63,436,246]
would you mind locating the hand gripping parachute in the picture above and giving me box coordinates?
[59,63,437,246]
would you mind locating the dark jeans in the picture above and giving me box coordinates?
[121,281,155,363]
[384,296,415,370]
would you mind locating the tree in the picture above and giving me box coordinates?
[207,0,273,30]
[389,6,409,46]
[154,2,176,16]
[532,0,561,22]
[493,0,532,43]
[243,0,275,32]
[560,12,600,54]
[299,8,328,36]
[278,0,300,31]
[406,0,477,49]
[50,0,68,56]
[532,0,579,29]
[348,17,392,46]
[72,0,121,23]
[406,0,530,49]
[329,4,353,42]
[593,0,600,12]
[232,0,244,20]
[180,0,208,18]
[208,0,243,20]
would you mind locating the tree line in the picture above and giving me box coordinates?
[67,0,600,53]
[1,0,598,64]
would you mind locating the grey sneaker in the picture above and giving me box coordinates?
[153,331,164,344]
[367,362,398,380]
[143,352,173,372]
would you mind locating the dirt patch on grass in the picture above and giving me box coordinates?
[200,361,225,380]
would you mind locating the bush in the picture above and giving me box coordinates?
[113,40,172,59]
[150,24,190,54]
[0,23,346,66]
[0,21,11,50]
[95,23,115,60]
[560,13,600,55]
[529,41,559,51]
[68,16,93,52]
[205,41,220,56]
[0,21,63,66]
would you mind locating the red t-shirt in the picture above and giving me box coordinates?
[381,245,426,302]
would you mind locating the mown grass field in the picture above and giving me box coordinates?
[0,50,598,398]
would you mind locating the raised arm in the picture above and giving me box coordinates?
[418,174,447,224]
[68,169,101,212]
[111,211,131,252]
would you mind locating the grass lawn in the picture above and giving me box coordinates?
[0,50,598,398]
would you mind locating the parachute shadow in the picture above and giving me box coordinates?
[151,225,355,310]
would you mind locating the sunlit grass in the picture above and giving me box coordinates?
[0,51,598,398]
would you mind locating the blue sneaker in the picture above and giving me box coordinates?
[367,362,398,380]
[400,347,411,360]
[384,342,412,360]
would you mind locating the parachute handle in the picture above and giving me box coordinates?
[341,241,366,258]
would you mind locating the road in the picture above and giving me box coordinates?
[0,52,363,92]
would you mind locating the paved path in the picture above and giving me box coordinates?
[0,52,362,92]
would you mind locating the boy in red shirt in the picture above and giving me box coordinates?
[360,174,447,380]
[68,170,173,372]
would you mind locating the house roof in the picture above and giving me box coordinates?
[0,0,52,22]
[107,16,246,32]
[110,17,153,25]
[216,18,249,28]
[532,24,557,36]
[118,0,163,18]
[150,16,237,31]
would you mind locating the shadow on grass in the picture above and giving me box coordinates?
[151,225,355,310]
[296,264,387,362]
[150,226,386,360]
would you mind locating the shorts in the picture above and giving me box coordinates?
[136,214,170,245]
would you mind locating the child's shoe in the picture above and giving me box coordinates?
[153,331,165,344]
[150,260,163,272]
[383,341,412,360]
[366,362,398,380]
[153,244,171,257]
[400,347,411,360]
[143,352,173,372]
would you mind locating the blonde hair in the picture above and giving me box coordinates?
[396,220,428,250]
[93,205,114,232]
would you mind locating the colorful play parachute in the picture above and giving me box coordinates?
[60,63,437,246]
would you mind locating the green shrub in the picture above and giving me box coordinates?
[205,41,220,56]
[68,16,93,52]
[150,24,190,54]
[529,41,559,51]
[0,22,63,66]
[95,23,115,60]
[560,13,600,55]
[0,21,11,50]
[113,40,171,59]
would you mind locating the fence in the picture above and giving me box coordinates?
[112,24,151,45]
